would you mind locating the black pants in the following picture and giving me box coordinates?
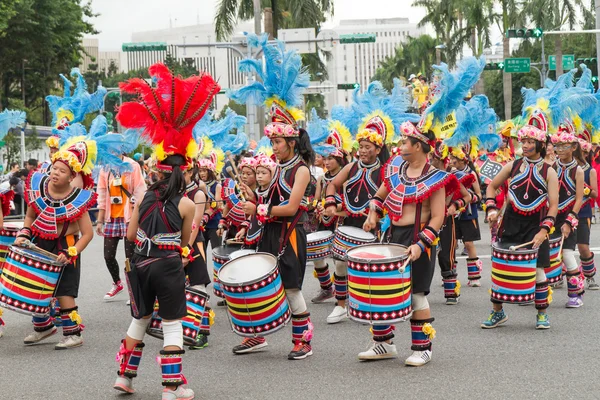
[438,216,457,278]
[104,236,135,284]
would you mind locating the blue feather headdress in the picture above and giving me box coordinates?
[46,68,107,132]
[0,109,26,140]
[228,32,309,139]
[193,108,249,157]
[417,57,486,137]
[444,95,500,158]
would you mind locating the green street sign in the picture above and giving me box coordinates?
[504,58,531,73]
[0,141,5,147]
[339,34,376,44]
[549,55,575,71]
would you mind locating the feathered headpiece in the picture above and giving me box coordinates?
[444,95,500,160]
[255,135,274,159]
[193,109,248,158]
[117,63,220,172]
[351,79,419,147]
[520,68,597,141]
[307,108,354,158]
[415,57,486,141]
[228,33,309,139]
[46,68,107,131]
[0,109,26,140]
[198,152,224,175]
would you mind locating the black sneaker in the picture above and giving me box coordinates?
[288,342,313,360]
[232,337,268,354]
[188,334,208,350]
[217,300,226,307]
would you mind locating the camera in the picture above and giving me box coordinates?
[111,196,123,205]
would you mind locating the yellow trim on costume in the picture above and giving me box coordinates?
[328,120,354,153]
[55,109,74,128]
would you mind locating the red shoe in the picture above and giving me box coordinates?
[288,342,313,360]
[104,281,124,301]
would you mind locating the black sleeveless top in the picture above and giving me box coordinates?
[553,159,578,215]
[343,160,383,216]
[508,158,550,215]
[265,155,310,223]
[135,188,184,258]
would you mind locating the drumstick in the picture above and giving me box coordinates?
[508,240,535,251]
[398,257,411,274]
[226,239,244,245]
[22,241,59,261]
[225,166,246,202]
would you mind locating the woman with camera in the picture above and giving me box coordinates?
[96,154,147,301]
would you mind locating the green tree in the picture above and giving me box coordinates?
[2,131,21,167]
[412,0,461,65]
[0,0,97,125]
[25,126,41,152]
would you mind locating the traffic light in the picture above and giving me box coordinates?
[337,83,360,90]
[592,76,598,83]
[484,62,504,71]
[506,28,543,39]
[576,58,597,66]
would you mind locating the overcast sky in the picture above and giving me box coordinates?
[88,0,427,51]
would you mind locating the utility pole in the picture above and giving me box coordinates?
[253,0,261,35]
[596,0,600,78]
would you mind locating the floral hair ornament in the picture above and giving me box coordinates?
[239,157,259,172]
[518,125,547,143]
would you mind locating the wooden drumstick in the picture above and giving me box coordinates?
[508,240,535,251]
[22,241,60,261]
[398,257,411,274]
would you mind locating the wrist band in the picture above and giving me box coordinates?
[324,195,337,209]
[17,227,32,240]
[540,216,555,233]
[370,196,384,218]
[180,245,191,258]
[452,198,466,210]
[484,198,497,212]
[416,241,426,253]
[469,191,480,204]
[566,212,579,229]
[417,226,439,248]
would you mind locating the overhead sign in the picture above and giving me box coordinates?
[549,54,575,71]
[504,58,531,73]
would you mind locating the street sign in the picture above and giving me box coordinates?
[549,55,575,71]
[339,34,376,44]
[504,58,531,73]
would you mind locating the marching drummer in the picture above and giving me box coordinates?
[15,139,96,349]
[363,121,457,366]
[323,118,387,325]
[484,125,558,329]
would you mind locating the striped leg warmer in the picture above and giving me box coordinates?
[410,318,435,351]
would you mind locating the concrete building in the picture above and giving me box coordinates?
[97,51,126,73]
[327,18,425,107]
[80,38,99,73]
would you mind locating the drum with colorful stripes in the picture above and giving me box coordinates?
[0,222,23,267]
[146,286,209,346]
[491,242,538,304]
[219,253,290,337]
[306,230,334,261]
[0,246,64,317]
[545,236,563,284]
[332,226,376,260]
[346,244,412,325]
[212,245,242,298]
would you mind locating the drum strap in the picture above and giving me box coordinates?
[277,212,303,259]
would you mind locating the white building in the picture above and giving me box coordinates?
[327,18,425,107]
[80,38,99,73]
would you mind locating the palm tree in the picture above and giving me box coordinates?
[214,0,333,41]
[412,0,462,66]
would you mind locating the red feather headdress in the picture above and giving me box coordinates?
[116,63,220,171]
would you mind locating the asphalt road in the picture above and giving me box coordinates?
[1,216,600,400]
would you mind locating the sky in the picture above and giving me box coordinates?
[88,0,428,51]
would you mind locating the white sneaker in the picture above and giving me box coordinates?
[54,334,83,350]
[405,349,432,366]
[24,327,58,345]
[0,325,4,338]
[358,341,398,361]
[162,386,194,400]
[468,279,481,287]
[113,376,135,394]
[104,281,124,301]
[126,299,131,306]
[326,305,348,324]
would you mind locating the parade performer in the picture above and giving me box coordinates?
[323,79,418,324]
[96,129,147,302]
[306,109,353,303]
[228,33,315,360]
[483,71,594,328]
[0,109,26,338]
[113,63,219,399]
[358,57,481,365]
[444,95,501,288]
[198,153,224,252]
[430,142,473,305]
[16,135,97,349]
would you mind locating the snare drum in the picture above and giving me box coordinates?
[230,249,256,260]
[545,236,563,284]
[491,242,538,304]
[212,245,242,298]
[0,222,23,265]
[146,286,209,346]
[306,231,334,261]
[346,244,412,325]
[332,226,376,260]
[219,253,290,337]
[0,246,64,316]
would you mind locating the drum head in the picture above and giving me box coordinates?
[9,245,61,265]
[307,231,334,241]
[338,226,375,240]
[347,244,408,262]
[4,221,23,230]
[492,241,537,255]
[212,245,243,258]
[229,249,256,260]
[218,253,277,285]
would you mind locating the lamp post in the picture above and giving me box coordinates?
[435,44,447,65]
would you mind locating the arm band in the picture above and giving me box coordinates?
[540,216,555,233]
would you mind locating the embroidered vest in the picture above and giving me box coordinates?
[554,159,578,214]
[343,160,382,217]
[508,158,549,215]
